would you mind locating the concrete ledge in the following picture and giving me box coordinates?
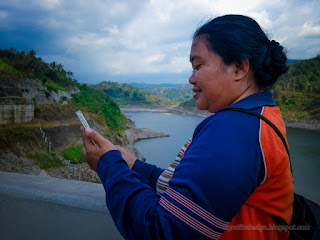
[0,171,107,213]
[0,171,123,240]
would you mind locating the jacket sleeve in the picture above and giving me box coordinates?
[131,159,164,191]
[96,112,263,240]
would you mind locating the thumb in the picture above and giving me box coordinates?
[82,128,104,148]
[85,129,107,146]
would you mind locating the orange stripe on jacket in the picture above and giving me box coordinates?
[221,106,294,240]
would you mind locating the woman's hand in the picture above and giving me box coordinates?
[115,145,137,169]
[81,127,117,171]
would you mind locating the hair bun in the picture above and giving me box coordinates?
[260,40,288,88]
[264,40,287,72]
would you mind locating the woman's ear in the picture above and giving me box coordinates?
[234,59,250,81]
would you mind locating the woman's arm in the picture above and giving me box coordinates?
[116,145,164,191]
[131,159,164,191]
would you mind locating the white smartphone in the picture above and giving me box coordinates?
[75,110,90,128]
[76,110,98,146]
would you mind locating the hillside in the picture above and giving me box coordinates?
[139,84,193,103]
[0,49,125,181]
[272,55,320,120]
[93,81,176,107]
[130,82,183,87]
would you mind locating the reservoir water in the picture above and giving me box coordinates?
[125,111,320,203]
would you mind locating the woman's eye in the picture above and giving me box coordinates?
[195,64,201,70]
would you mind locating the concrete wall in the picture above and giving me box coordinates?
[0,105,34,124]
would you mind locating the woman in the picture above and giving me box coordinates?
[81,15,293,239]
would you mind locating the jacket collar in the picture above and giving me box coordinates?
[218,91,276,112]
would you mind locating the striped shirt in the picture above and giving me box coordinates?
[156,138,192,195]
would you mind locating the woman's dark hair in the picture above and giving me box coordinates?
[193,15,288,90]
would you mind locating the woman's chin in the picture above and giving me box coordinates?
[195,101,208,111]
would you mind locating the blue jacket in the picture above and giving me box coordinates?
[97,92,283,239]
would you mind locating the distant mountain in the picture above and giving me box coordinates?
[130,82,183,88]
[287,59,297,65]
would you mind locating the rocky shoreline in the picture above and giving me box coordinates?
[121,106,211,118]
[284,120,320,131]
[121,117,170,161]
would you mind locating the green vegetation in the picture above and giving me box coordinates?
[0,48,79,91]
[95,81,146,104]
[32,153,65,169]
[72,84,126,131]
[140,84,193,103]
[94,81,175,107]
[42,79,66,92]
[61,145,85,164]
[272,56,320,119]
[179,98,196,110]
[0,59,21,75]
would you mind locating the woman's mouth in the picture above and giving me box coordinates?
[193,88,202,99]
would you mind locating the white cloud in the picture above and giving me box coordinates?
[299,22,320,37]
[104,25,120,35]
[67,0,320,77]
[1,0,319,83]
[146,54,165,64]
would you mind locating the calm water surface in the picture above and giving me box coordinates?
[125,111,320,203]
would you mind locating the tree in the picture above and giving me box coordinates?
[27,49,36,57]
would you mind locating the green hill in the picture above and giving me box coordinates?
[272,56,320,119]
[139,84,193,103]
[93,81,176,107]
[131,82,183,87]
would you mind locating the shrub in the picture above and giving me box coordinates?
[33,153,64,169]
[61,145,85,164]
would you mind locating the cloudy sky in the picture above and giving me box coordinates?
[0,0,319,84]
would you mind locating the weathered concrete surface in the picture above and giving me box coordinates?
[0,171,123,240]
[0,104,34,124]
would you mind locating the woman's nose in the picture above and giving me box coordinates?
[189,71,196,85]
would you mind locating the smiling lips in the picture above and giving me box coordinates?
[193,88,202,99]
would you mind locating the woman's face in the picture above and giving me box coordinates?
[189,35,239,113]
